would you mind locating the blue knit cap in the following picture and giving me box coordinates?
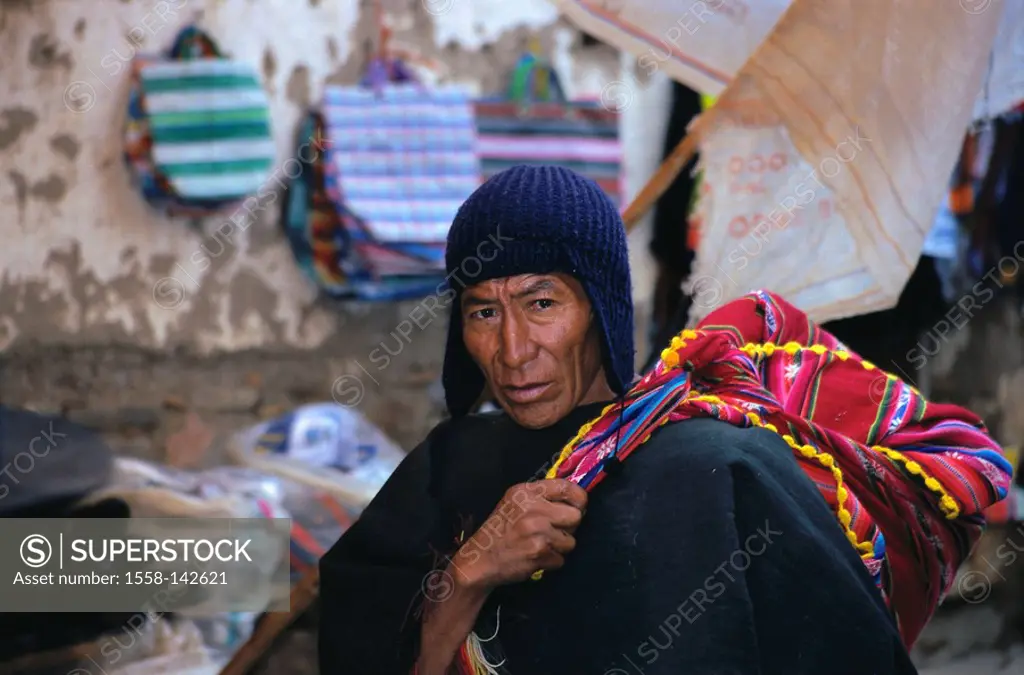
[442,164,634,417]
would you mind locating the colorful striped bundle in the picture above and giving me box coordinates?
[140,60,274,202]
[322,81,480,274]
[538,289,1011,650]
[124,26,273,216]
[474,55,622,207]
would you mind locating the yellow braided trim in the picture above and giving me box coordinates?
[692,393,873,556]
[538,333,959,581]
[655,328,917,394]
[652,333,886,554]
[870,446,960,519]
[736,342,962,514]
[658,329,700,369]
[737,342,960,518]
[544,402,619,480]
[737,341,923,398]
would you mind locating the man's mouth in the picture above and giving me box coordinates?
[501,383,552,404]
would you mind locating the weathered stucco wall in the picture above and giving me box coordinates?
[0,0,669,454]
[0,0,664,356]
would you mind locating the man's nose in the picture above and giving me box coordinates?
[499,310,536,369]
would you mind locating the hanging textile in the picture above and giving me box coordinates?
[322,58,480,274]
[281,56,478,301]
[280,108,443,301]
[124,25,275,217]
[474,54,623,207]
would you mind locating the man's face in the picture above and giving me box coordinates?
[461,272,614,429]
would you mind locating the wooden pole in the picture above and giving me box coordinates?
[217,570,320,675]
[622,127,700,233]
[0,641,101,675]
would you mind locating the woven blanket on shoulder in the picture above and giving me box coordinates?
[138,59,274,204]
[322,83,479,267]
[548,290,1013,649]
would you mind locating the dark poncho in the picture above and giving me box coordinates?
[319,402,916,675]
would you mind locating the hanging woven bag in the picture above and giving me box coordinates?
[124,25,275,217]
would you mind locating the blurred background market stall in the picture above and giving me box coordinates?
[1,0,1023,673]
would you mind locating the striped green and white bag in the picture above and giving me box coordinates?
[124,26,274,216]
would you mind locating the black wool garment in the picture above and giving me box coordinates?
[319,403,918,675]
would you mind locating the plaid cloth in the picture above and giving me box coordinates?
[124,26,273,215]
[475,55,622,207]
[322,74,479,271]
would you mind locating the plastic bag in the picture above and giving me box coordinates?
[189,611,260,659]
[229,403,406,509]
[77,461,286,621]
[200,466,359,582]
[77,458,358,658]
[85,455,358,583]
[81,458,279,519]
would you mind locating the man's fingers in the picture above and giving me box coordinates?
[543,501,584,530]
[548,528,576,556]
[538,549,567,571]
[540,479,588,511]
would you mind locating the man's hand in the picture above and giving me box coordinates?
[415,479,587,675]
[453,479,588,590]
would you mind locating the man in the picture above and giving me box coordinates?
[319,165,1010,675]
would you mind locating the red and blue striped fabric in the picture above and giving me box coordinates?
[548,289,1012,649]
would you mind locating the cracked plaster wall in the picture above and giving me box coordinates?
[0,0,667,357]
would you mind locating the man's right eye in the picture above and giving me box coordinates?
[470,308,497,320]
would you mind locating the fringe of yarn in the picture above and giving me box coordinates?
[460,606,506,675]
